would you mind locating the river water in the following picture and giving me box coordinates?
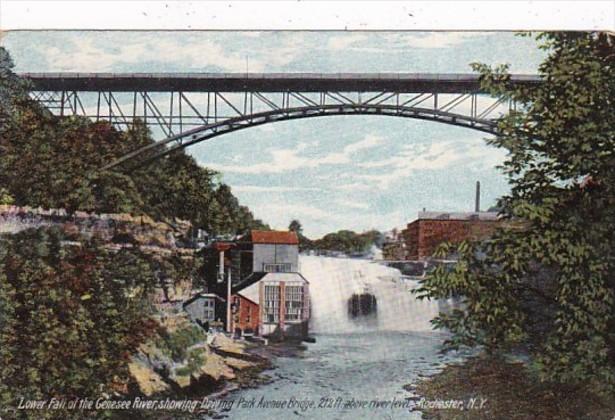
[215,256,467,419]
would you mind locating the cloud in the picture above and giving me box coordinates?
[335,199,369,210]
[202,134,384,174]
[354,138,505,189]
[320,32,490,54]
[32,32,303,72]
[250,199,396,238]
[231,185,322,193]
[333,182,375,192]
[384,32,489,49]
[250,201,337,230]
[326,33,368,50]
[27,31,495,74]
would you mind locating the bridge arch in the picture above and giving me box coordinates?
[103,103,499,170]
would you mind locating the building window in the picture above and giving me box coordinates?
[203,299,215,321]
[263,285,280,323]
[285,285,303,321]
[263,263,292,273]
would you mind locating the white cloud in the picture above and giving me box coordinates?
[31,31,495,74]
[35,32,303,72]
[232,185,322,193]
[354,138,505,189]
[40,38,150,72]
[250,201,337,230]
[250,200,396,238]
[326,33,368,51]
[203,134,384,174]
[333,182,374,192]
[305,32,489,55]
[334,199,369,210]
[385,32,488,49]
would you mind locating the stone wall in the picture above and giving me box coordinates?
[0,205,191,248]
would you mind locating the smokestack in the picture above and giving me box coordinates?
[475,181,481,212]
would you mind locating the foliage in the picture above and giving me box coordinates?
[288,219,384,254]
[417,32,615,390]
[0,227,158,418]
[175,348,206,377]
[414,353,615,420]
[0,46,266,236]
[288,219,316,252]
[0,187,14,205]
[302,228,383,254]
[288,219,303,235]
[0,46,29,125]
[155,324,207,363]
[153,252,202,301]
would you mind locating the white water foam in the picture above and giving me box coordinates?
[300,255,441,334]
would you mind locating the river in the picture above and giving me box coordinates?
[215,256,467,419]
[219,331,469,419]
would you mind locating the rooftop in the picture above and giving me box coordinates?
[416,211,500,221]
[248,230,299,245]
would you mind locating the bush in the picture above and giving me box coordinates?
[417,32,615,391]
[175,348,206,377]
[0,227,157,418]
[156,325,207,363]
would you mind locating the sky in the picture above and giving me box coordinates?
[1,31,546,237]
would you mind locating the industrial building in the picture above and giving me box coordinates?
[197,230,310,339]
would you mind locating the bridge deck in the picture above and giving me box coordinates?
[21,72,541,93]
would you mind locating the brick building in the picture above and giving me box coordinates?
[403,211,500,260]
[229,293,260,336]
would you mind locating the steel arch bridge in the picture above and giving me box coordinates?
[23,72,541,170]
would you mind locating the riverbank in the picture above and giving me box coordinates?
[124,312,275,404]
[123,333,319,419]
[409,353,615,420]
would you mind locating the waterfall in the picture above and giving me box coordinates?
[300,255,442,334]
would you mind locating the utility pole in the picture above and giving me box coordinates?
[475,181,481,212]
[227,270,232,334]
[217,248,232,334]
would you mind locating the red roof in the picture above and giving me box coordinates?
[212,241,234,251]
[249,230,299,245]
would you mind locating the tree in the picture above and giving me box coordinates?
[417,32,615,390]
[305,229,383,254]
[288,219,303,235]
[0,46,267,236]
[0,227,158,418]
[0,46,29,125]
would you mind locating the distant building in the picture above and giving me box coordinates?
[202,230,310,339]
[402,211,500,260]
[382,229,406,260]
[182,293,226,327]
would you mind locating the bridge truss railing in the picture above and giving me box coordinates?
[23,73,538,169]
[29,89,512,139]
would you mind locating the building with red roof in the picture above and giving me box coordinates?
[199,229,310,339]
[248,230,299,245]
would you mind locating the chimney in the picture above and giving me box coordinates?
[475,181,481,212]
